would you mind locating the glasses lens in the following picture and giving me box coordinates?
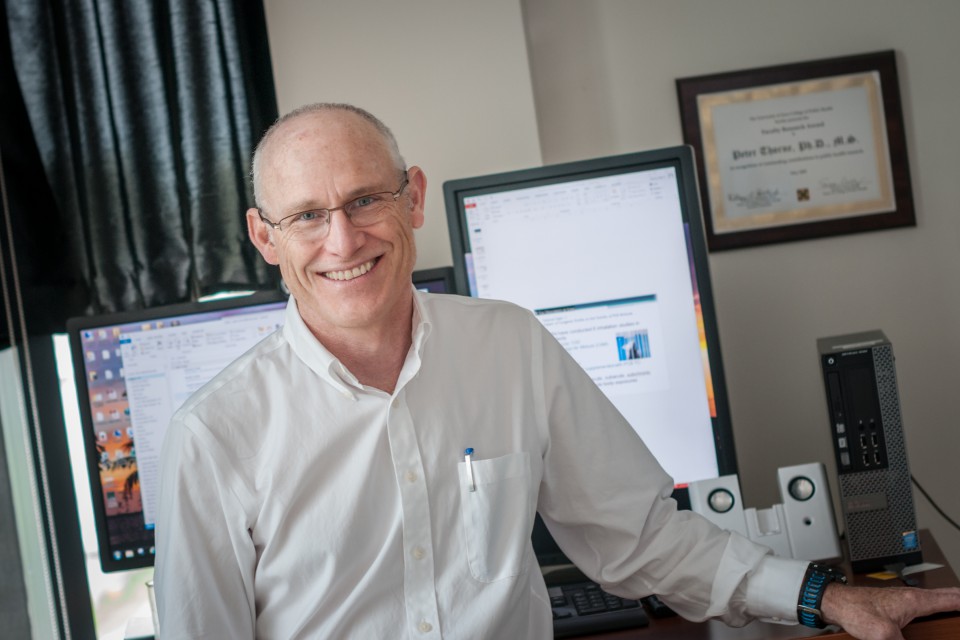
[346,193,396,227]
[283,211,329,238]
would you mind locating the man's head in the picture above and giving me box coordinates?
[246,104,426,340]
[250,103,406,210]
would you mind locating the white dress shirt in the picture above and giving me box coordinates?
[156,290,808,639]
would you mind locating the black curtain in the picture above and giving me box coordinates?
[1,1,279,636]
[5,0,279,321]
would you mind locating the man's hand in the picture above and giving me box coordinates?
[819,583,960,640]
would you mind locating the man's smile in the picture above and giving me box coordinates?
[321,257,379,281]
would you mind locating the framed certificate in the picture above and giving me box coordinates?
[677,51,915,251]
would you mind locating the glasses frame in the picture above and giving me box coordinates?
[258,173,409,235]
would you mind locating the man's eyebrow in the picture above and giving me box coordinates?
[283,198,326,214]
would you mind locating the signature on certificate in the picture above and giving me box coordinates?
[819,177,870,196]
[727,188,782,210]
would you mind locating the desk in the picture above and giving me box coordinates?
[584,530,960,639]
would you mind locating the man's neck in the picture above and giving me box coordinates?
[306,299,415,395]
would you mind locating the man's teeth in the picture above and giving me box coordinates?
[324,259,376,281]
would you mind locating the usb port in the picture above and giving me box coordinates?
[860,434,867,448]
[862,453,870,467]
[871,433,878,447]
[874,451,881,465]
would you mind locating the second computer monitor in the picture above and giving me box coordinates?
[443,146,737,500]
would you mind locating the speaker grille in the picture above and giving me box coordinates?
[839,345,919,562]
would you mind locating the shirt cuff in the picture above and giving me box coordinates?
[744,556,810,624]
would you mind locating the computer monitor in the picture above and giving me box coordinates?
[443,146,737,534]
[67,271,456,573]
[412,266,455,294]
[67,291,288,572]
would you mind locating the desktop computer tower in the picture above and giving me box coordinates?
[818,330,922,573]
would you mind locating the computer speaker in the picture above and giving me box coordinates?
[687,474,749,538]
[776,462,842,562]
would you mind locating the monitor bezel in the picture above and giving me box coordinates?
[66,290,288,573]
[412,266,456,294]
[442,146,738,515]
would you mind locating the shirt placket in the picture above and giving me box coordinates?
[387,388,441,638]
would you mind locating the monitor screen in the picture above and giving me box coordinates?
[67,272,455,573]
[443,146,737,527]
[67,291,288,572]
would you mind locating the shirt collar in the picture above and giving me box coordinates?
[411,286,433,355]
[282,286,434,398]
[282,297,357,398]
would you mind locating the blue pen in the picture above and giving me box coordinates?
[464,448,476,492]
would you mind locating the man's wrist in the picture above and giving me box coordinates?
[797,562,848,628]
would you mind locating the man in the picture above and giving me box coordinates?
[156,103,960,639]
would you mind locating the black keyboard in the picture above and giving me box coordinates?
[549,581,649,638]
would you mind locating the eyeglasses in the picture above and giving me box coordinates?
[258,174,409,240]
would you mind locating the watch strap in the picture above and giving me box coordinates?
[797,562,848,628]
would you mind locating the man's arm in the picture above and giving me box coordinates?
[155,414,257,638]
[530,313,804,625]
[821,583,960,640]
[530,314,960,633]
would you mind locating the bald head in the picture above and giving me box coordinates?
[251,103,406,211]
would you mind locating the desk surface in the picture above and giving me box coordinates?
[583,530,960,640]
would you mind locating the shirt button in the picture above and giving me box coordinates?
[392,398,400,409]
[418,621,433,633]
[412,546,426,560]
[405,471,418,483]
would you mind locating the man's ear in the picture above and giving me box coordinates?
[405,166,427,230]
[246,207,280,265]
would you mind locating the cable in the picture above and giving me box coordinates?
[911,474,960,532]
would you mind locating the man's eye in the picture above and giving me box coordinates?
[297,211,321,222]
[353,195,378,208]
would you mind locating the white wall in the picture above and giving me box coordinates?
[261,0,542,271]
[523,0,960,572]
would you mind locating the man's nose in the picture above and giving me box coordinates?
[323,209,365,255]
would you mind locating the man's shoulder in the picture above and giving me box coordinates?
[419,292,533,323]
[173,328,288,423]
[417,293,544,353]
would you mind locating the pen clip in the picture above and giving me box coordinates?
[464,447,476,492]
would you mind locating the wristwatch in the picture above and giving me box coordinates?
[797,562,848,628]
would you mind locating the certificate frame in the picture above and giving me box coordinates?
[676,50,914,251]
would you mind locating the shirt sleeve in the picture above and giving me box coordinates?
[530,317,807,627]
[155,412,258,639]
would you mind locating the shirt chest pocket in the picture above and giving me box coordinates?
[457,451,535,583]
